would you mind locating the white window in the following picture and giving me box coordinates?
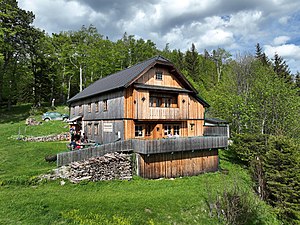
[155,71,163,80]
[164,125,172,136]
[135,125,143,137]
[173,125,180,135]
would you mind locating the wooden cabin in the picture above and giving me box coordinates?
[67,56,228,178]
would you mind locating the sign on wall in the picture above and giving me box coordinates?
[103,123,113,132]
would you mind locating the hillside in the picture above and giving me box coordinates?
[0,105,279,224]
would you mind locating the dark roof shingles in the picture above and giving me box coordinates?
[68,56,166,103]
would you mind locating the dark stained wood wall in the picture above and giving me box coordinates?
[137,149,219,179]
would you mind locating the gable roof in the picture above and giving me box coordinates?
[67,55,209,107]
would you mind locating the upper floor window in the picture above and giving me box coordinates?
[164,98,171,108]
[155,71,163,80]
[79,105,83,114]
[88,103,91,113]
[95,102,99,112]
[103,99,108,111]
[149,92,178,108]
[94,123,99,135]
[72,106,75,115]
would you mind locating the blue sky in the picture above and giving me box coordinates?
[19,0,300,73]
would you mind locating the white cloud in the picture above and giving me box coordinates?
[18,0,300,72]
[264,44,300,73]
[264,44,300,60]
[199,29,234,47]
[273,36,290,45]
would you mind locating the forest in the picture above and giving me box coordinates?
[1,1,299,224]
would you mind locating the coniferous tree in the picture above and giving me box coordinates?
[273,53,292,83]
[255,43,269,66]
[185,43,199,82]
[264,136,300,223]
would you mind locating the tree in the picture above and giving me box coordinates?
[0,0,35,108]
[185,43,199,82]
[273,53,292,83]
[211,48,231,83]
[255,43,269,66]
[264,136,300,223]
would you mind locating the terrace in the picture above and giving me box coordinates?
[57,126,229,166]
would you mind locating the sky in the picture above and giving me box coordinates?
[18,0,300,73]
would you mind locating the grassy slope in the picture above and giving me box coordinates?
[0,105,278,225]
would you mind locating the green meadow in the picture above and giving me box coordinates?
[0,105,279,224]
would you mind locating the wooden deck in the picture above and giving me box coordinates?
[57,136,228,166]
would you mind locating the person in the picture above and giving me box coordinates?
[81,132,88,143]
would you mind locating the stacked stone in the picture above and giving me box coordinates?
[69,153,132,182]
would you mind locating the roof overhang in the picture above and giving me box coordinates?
[134,83,193,93]
[67,115,82,123]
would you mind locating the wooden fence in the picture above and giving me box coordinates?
[57,136,228,166]
[203,126,229,137]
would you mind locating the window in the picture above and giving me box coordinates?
[103,99,108,111]
[149,97,154,107]
[72,106,75,115]
[173,125,180,135]
[155,71,163,80]
[135,125,143,137]
[79,105,83,114]
[149,92,178,108]
[164,98,171,108]
[94,124,98,135]
[145,125,151,136]
[95,102,99,112]
[88,103,91,113]
[156,98,162,107]
[164,125,172,136]
[87,124,92,135]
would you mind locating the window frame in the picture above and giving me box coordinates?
[155,71,163,80]
[95,102,99,112]
[103,99,108,111]
[135,125,143,137]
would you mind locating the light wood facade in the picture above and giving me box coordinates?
[67,56,228,178]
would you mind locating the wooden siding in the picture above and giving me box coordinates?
[69,90,125,120]
[136,67,184,88]
[137,149,218,178]
[133,136,228,154]
[131,91,204,121]
[83,120,124,144]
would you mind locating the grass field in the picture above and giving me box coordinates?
[0,105,279,224]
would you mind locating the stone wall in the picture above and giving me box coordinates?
[22,133,69,142]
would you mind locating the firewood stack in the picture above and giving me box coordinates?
[68,152,132,182]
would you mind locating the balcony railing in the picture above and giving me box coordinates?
[135,107,188,120]
[133,136,228,154]
[57,136,228,166]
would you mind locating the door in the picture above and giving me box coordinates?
[153,124,163,139]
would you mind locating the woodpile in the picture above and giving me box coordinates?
[41,152,132,183]
[22,133,69,142]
